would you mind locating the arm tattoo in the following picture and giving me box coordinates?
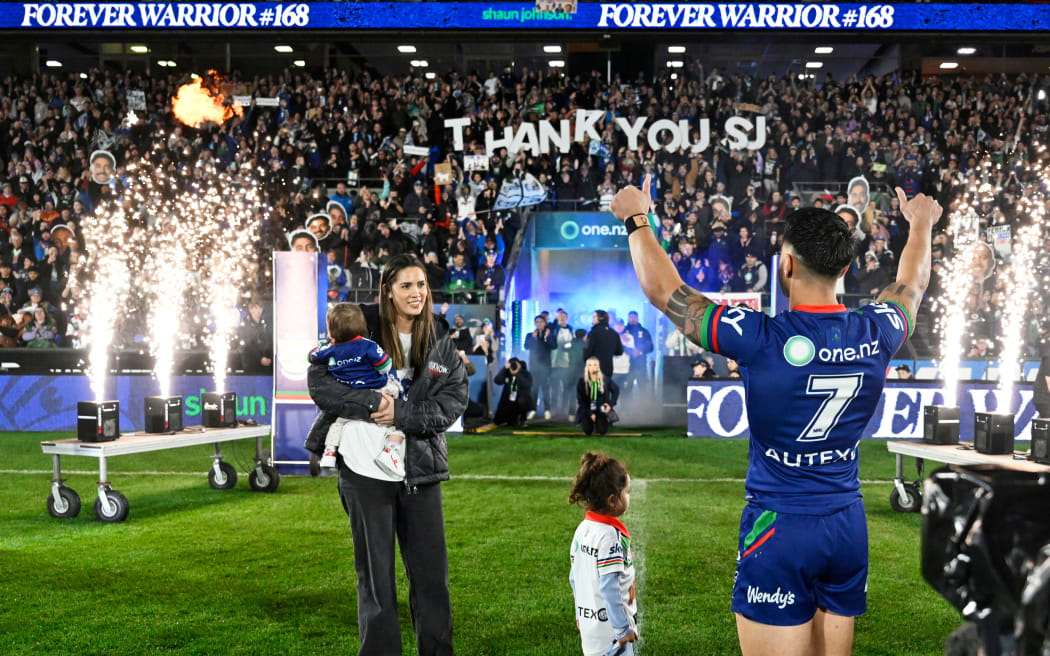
[665,285,715,345]
[893,283,920,303]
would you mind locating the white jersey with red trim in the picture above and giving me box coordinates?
[569,511,637,656]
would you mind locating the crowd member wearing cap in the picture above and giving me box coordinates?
[738,250,769,293]
[894,364,913,380]
[474,249,505,301]
[0,259,25,307]
[704,223,732,274]
[858,250,891,297]
[689,356,716,380]
[19,306,59,348]
[404,179,433,218]
[0,286,18,318]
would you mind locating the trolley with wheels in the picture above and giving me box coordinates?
[40,424,276,522]
[885,440,1050,513]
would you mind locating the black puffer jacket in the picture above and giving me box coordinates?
[304,305,467,486]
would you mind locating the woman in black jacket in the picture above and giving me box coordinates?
[493,357,532,426]
[576,356,620,436]
[305,254,467,656]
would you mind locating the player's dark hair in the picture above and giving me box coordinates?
[327,302,367,343]
[594,310,609,325]
[783,207,854,279]
[568,451,629,514]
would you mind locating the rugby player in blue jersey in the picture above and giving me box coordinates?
[610,178,941,656]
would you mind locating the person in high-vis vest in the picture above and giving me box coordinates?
[575,357,620,436]
[568,452,638,656]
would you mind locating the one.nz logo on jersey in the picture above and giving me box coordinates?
[783,335,815,367]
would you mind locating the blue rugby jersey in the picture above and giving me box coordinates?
[308,336,391,389]
[694,301,912,513]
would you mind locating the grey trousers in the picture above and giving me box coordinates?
[338,465,454,656]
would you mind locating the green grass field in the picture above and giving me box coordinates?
[0,427,961,655]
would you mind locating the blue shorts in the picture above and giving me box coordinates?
[730,500,868,626]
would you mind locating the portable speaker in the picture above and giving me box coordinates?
[144,396,183,433]
[202,392,238,428]
[923,405,960,445]
[77,401,120,442]
[1030,418,1050,465]
[974,412,1014,455]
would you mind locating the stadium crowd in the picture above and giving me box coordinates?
[0,62,1045,362]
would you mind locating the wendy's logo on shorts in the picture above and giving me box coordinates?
[427,361,449,376]
[746,585,796,609]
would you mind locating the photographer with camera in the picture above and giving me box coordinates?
[493,357,532,427]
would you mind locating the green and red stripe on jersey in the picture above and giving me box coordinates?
[881,299,914,340]
[741,510,777,559]
[697,303,728,354]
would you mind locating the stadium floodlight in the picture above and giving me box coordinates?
[814,46,834,54]
[425,72,436,79]
[939,62,959,70]
[957,47,976,55]
[293,60,306,67]
[668,46,686,54]
[670,73,678,80]
[410,60,429,68]
[397,45,417,53]
[190,73,200,79]
[666,60,684,68]
[548,60,565,68]
[1039,90,1047,101]
[544,45,562,53]
[805,61,824,69]
[130,45,149,54]
[274,45,293,53]
[45,60,62,68]
[166,60,176,67]
[79,73,88,79]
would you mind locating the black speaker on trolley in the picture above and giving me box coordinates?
[974,412,1014,455]
[144,396,184,433]
[923,405,960,445]
[1030,418,1050,465]
[202,392,238,428]
[77,401,120,442]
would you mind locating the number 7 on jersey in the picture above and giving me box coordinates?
[798,374,864,442]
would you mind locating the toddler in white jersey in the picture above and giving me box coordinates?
[568,452,639,656]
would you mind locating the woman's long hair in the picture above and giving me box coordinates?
[583,356,605,394]
[378,254,434,371]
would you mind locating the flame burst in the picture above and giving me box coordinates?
[172,72,243,128]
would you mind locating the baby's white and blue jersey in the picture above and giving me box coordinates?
[308,336,392,389]
[694,300,912,514]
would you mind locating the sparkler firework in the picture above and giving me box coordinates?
[996,224,1042,412]
[75,74,263,403]
[933,198,986,408]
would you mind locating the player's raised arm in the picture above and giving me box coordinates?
[609,175,716,345]
[877,186,943,324]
